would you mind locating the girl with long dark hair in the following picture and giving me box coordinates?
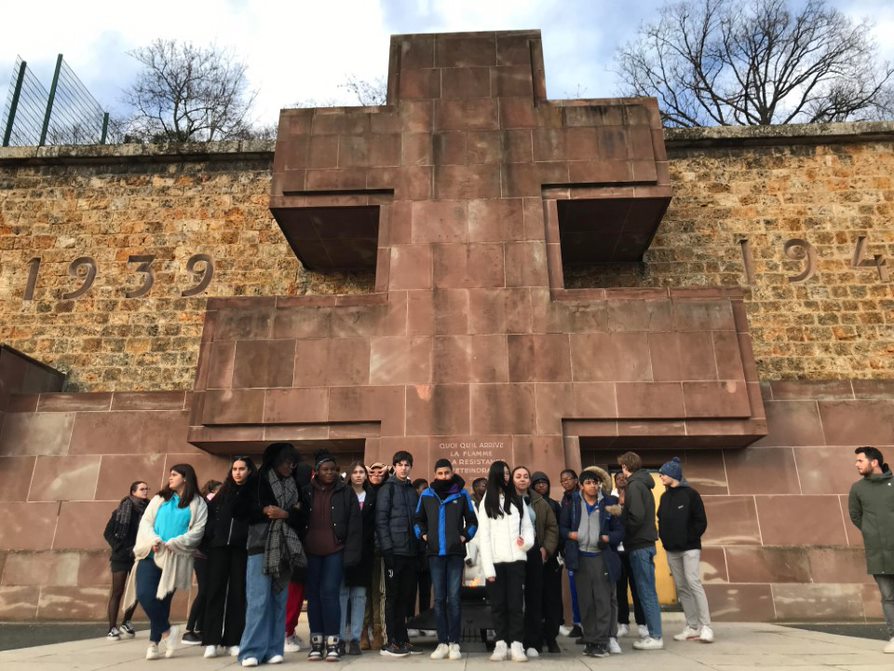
[123,464,207,660]
[103,480,150,640]
[339,461,374,655]
[239,443,306,667]
[301,452,362,662]
[477,460,534,662]
[201,458,257,659]
[182,480,222,647]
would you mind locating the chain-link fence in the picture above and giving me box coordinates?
[1,55,110,147]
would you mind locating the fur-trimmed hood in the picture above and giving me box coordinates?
[581,466,622,517]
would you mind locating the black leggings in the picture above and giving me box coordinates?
[108,568,138,629]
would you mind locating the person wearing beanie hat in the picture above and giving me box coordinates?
[531,472,564,653]
[657,457,712,644]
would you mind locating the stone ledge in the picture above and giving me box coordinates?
[665,120,894,148]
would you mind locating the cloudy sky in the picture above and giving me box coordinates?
[2,0,892,129]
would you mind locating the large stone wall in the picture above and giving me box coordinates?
[1,124,892,391]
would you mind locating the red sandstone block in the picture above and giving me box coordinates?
[29,455,101,502]
[673,300,736,332]
[772,583,864,621]
[110,392,187,411]
[469,383,536,434]
[499,97,538,129]
[52,501,112,550]
[756,495,848,546]
[683,381,752,418]
[434,164,501,199]
[505,242,548,287]
[533,129,565,162]
[407,289,470,336]
[466,131,501,164]
[724,447,800,495]
[329,386,404,436]
[818,399,894,445]
[501,163,539,198]
[533,383,573,434]
[411,200,468,243]
[396,35,435,70]
[399,68,441,100]
[294,338,370,387]
[704,584,774,621]
[4,394,39,412]
[563,105,625,128]
[683,451,728,495]
[431,131,466,165]
[95,453,166,501]
[570,333,652,382]
[402,133,433,167]
[308,135,339,169]
[752,400,825,447]
[568,160,631,183]
[507,334,571,383]
[233,339,296,390]
[536,161,570,186]
[264,388,329,424]
[631,160,658,182]
[312,111,370,135]
[442,67,492,99]
[496,34,533,67]
[38,586,108,620]
[500,130,533,164]
[492,66,533,98]
[202,390,265,425]
[606,300,675,332]
[399,100,434,133]
[432,243,505,288]
[0,586,39,619]
[3,551,80,586]
[616,382,685,419]
[36,393,112,412]
[712,331,746,380]
[435,99,499,131]
[565,127,602,161]
[306,168,369,191]
[467,288,534,335]
[213,309,274,341]
[77,552,110,587]
[0,457,35,501]
[388,246,432,292]
[795,445,862,495]
[468,199,525,242]
[701,495,761,545]
[432,335,509,384]
[725,546,810,583]
[370,337,433,385]
[807,547,872,584]
[512,435,564,475]
[436,35,497,68]
[571,382,618,419]
[405,384,470,436]
[0,412,75,456]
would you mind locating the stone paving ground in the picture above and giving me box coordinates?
[0,617,891,671]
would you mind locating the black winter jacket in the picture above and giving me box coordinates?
[657,483,707,552]
[620,469,658,551]
[245,470,304,555]
[345,486,376,587]
[103,497,146,564]
[375,476,420,557]
[299,478,363,567]
[205,481,251,550]
[414,475,478,557]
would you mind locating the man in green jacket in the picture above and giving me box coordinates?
[848,446,894,654]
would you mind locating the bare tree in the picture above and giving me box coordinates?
[123,39,258,142]
[616,0,894,126]
[340,75,387,106]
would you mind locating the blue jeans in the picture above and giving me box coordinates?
[629,546,662,638]
[239,554,288,663]
[568,570,582,625]
[306,552,344,637]
[135,558,174,643]
[339,583,367,642]
[429,555,464,644]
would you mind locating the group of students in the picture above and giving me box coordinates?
[103,444,713,665]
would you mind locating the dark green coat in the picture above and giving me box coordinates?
[848,470,894,575]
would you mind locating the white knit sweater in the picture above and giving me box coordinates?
[476,495,535,580]
[123,493,208,609]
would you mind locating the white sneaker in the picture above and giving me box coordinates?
[407,628,422,637]
[448,643,462,660]
[146,643,161,660]
[509,641,527,662]
[269,655,284,664]
[558,625,572,637]
[431,643,450,659]
[616,624,629,638]
[608,638,622,654]
[674,626,701,641]
[884,637,894,654]
[284,633,301,652]
[490,640,508,661]
[242,657,259,667]
[526,647,539,658]
[699,626,714,643]
[229,646,241,656]
[637,624,649,638]
[204,645,218,658]
[633,636,663,650]
[164,625,180,658]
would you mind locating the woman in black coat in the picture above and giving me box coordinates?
[340,461,376,655]
[200,457,256,658]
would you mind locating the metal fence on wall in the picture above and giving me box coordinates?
[1,55,110,147]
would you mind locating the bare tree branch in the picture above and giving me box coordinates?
[615,0,894,127]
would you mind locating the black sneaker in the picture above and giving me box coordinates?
[309,635,324,661]
[120,622,136,637]
[336,640,346,657]
[106,627,121,640]
[181,631,201,646]
[405,642,423,655]
[348,639,362,656]
[380,642,410,657]
[326,637,341,662]
[585,643,609,658]
[569,625,583,638]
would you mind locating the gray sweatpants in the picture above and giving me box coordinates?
[666,549,711,628]
[576,554,613,645]
[874,574,894,638]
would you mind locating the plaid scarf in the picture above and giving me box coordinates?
[112,495,148,542]
[263,469,306,592]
